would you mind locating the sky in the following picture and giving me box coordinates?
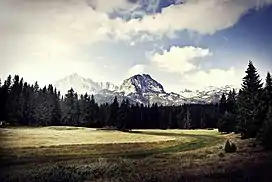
[1,0,272,92]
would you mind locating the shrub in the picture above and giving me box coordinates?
[218,152,224,157]
[224,140,237,153]
[230,142,237,152]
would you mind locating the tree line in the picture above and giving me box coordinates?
[0,76,219,129]
[0,61,271,148]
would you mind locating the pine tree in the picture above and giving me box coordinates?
[32,81,40,125]
[237,61,263,138]
[109,96,119,127]
[263,72,272,112]
[39,86,48,125]
[167,109,172,129]
[218,94,228,132]
[7,75,24,124]
[21,82,30,125]
[0,78,4,120]
[117,99,130,130]
[219,93,227,115]
[219,90,237,133]
[184,106,191,129]
[98,103,110,127]
[74,93,80,126]
[159,106,166,129]
[51,88,62,126]
[257,106,272,149]
[89,95,99,127]
[63,88,77,125]
[79,93,90,125]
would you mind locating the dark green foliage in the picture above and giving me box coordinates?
[117,99,131,130]
[109,96,119,127]
[237,61,263,138]
[0,74,221,129]
[261,72,272,123]
[257,107,272,149]
[218,90,237,133]
[218,111,235,133]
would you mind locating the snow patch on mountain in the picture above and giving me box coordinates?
[119,74,165,96]
[54,73,118,95]
[54,73,240,105]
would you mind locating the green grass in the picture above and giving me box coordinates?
[0,127,222,166]
[1,127,237,182]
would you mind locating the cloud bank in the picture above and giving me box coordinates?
[150,46,212,74]
[1,0,271,89]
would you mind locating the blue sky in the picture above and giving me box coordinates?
[0,0,272,92]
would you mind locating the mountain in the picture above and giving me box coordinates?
[180,85,239,103]
[119,74,166,96]
[54,73,239,105]
[117,74,186,105]
[54,73,119,95]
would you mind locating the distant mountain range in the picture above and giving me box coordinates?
[54,73,239,105]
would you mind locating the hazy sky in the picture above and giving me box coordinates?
[1,0,272,92]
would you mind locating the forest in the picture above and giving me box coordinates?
[0,61,272,148]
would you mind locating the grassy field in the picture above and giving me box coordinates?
[0,127,271,182]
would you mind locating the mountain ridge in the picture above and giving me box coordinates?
[54,73,239,105]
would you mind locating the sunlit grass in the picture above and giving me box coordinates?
[0,127,178,148]
[2,127,268,182]
[0,127,221,164]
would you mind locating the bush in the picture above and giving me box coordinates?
[224,140,237,153]
[218,152,224,157]
[231,142,237,152]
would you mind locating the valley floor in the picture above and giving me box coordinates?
[0,127,271,182]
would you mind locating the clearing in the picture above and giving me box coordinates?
[0,127,271,182]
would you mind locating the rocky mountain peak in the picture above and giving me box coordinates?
[119,74,165,96]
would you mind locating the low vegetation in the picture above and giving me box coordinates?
[1,127,272,182]
[224,139,237,153]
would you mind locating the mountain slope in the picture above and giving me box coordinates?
[54,73,118,95]
[119,74,166,96]
[54,73,239,105]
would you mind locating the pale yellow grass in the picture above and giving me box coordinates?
[135,129,219,135]
[0,127,178,148]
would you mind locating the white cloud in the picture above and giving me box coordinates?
[127,64,146,77]
[106,0,272,39]
[86,0,138,13]
[148,45,246,90]
[150,46,212,74]
[181,67,244,89]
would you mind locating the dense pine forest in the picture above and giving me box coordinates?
[0,61,272,148]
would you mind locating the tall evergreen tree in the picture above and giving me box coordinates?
[183,106,191,129]
[117,99,131,130]
[109,96,119,127]
[257,106,272,149]
[89,95,99,127]
[51,88,62,126]
[263,72,272,110]
[7,75,24,124]
[219,93,227,114]
[62,88,78,125]
[237,61,263,138]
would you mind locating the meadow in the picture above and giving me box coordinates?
[0,127,271,182]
